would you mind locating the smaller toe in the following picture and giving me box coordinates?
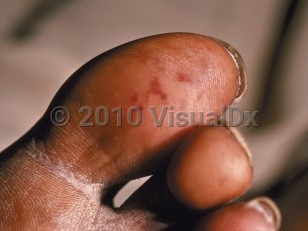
[194,197,281,231]
[167,126,253,210]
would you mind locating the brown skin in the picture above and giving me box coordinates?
[45,33,239,183]
[0,33,280,230]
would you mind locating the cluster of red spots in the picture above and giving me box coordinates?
[129,72,193,112]
[177,72,192,83]
[147,79,167,100]
[131,93,138,103]
[130,79,168,108]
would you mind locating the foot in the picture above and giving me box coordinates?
[0,33,281,230]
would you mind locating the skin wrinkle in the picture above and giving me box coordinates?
[54,197,100,231]
[21,139,111,230]
[0,137,132,230]
[49,125,113,182]
[22,134,140,230]
[27,138,104,202]
[95,209,167,231]
[19,171,40,201]
[0,162,44,230]
[59,132,95,167]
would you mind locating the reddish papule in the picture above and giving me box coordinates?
[131,93,138,103]
[147,79,167,100]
